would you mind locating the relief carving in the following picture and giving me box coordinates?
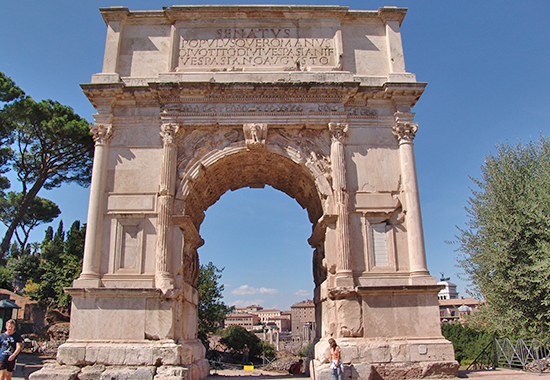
[160,123,180,145]
[177,128,242,175]
[90,124,113,145]
[271,128,331,177]
[392,111,418,143]
[182,245,199,285]
[313,247,327,287]
[243,123,267,149]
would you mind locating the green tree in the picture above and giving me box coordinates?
[30,220,85,312]
[219,325,275,360]
[0,73,24,199]
[0,88,94,257]
[455,135,550,341]
[197,262,234,344]
[441,323,492,366]
[6,251,41,285]
[0,192,60,251]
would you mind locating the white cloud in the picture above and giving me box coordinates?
[232,285,279,295]
[294,290,311,297]
[231,299,265,307]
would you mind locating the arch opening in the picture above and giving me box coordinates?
[177,145,326,234]
[198,186,315,315]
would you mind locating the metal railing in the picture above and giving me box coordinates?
[468,337,550,374]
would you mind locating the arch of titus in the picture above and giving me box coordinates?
[50,5,457,380]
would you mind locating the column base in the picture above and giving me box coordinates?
[72,274,101,288]
[334,271,354,287]
[30,360,209,380]
[313,338,458,380]
[57,340,205,366]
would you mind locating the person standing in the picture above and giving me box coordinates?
[242,344,249,365]
[0,320,22,380]
[329,338,342,380]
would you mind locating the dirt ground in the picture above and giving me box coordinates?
[206,367,550,380]
[11,356,550,380]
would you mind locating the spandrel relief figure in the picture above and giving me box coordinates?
[243,123,267,149]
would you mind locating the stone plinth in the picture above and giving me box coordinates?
[30,362,209,380]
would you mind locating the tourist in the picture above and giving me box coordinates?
[289,359,303,375]
[0,320,22,380]
[329,338,342,380]
[242,344,249,365]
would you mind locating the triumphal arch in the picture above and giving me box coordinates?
[44,5,457,380]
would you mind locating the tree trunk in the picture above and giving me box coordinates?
[0,176,46,259]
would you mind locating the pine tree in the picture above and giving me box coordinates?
[30,221,84,312]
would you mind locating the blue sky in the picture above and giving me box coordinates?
[1,1,549,310]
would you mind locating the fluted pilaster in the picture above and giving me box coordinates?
[329,122,353,287]
[155,119,180,291]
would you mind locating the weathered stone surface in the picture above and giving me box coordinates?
[421,361,459,378]
[61,5,457,380]
[154,365,188,380]
[79,363,107,380]
[99,366,156,380]
[188,359,210,380]
[28,364,80,380]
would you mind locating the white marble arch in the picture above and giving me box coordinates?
[39,5,460,380]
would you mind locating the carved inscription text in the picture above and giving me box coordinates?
[178,28,336,68]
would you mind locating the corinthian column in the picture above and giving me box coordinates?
[392,112,429,275]
[329,123,354,288]
[155,120,180,291]
[74,119,113,287]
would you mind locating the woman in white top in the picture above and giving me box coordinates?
[329,338,342,380]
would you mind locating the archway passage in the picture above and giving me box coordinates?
[198,185,315,307]
[180,145,324,233]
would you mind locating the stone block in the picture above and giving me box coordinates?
[421,361,459,378]
[362,344,391,363]
[347,364,378,380]
[185,359,209,380]
[57,343,86,365]
[154,365,188,380]
[79,364,107,380]
[99,366,156,380]
[180,341,205,365]
[28,364,80,380]
[152,344,181,366]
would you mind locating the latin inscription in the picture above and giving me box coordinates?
[178,28,336,68]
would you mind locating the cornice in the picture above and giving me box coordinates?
[81,80,426,112]
[99,5,404,25]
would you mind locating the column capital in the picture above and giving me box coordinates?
[90,124,113,145]
[328,122,349,144]
[393,111,418,144]
[160,123,180,145]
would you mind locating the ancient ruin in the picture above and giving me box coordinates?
[31,5,458,380]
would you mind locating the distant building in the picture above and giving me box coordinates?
[235,305,263,314]
[437,277,482,322]
[437,278,459,300]
[224,313,260,330]
[290,299,315,342]
[439,298,481,322]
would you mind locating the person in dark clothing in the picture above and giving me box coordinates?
[289,359,303,375]
[0,319,22,380]
[242,344,249,365]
